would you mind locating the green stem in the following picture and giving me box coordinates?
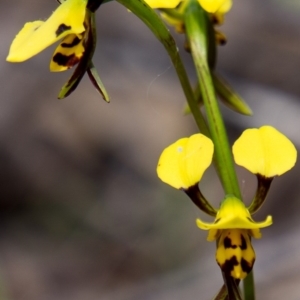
[243,272,255,300]
[184,0,241,199]
[116,0,210,137]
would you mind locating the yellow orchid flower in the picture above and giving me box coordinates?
[144,0,232,14]
[197,196,272,279]
[157,133,214,190]
[156,125,297,206]
[157,127,296,279]
[6,0,109,100]
[7,0,87,65]
[157,126,297,279]
[232,125,297,178]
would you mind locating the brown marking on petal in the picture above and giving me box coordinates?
[53,53,80,68]
[224,237,237,249]
[240,234,247,250]
[56,24,71,37]
[61,36,81,48]
[241,258,254,274]
[184,184,217,217]
[220,255,239,274]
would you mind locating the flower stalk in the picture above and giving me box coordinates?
[184,0,241,199]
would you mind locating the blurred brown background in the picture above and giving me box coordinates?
[0,0,300,299]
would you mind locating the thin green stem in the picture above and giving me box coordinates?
[116,0,210,137]
[243,272,255,300]
[184,0,241,199]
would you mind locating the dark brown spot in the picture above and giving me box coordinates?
[52,53,79,67]
[219,38,227,46]
[34,25,41,32]
[61,36,81,48]
[183,184,216,217]
[220,255,239,274]
[211,15,219,25]
[240,234,247,250]
[224,237,237,249]
[87,0,103,12]
[56,24,71,37]
[241,258,254,274]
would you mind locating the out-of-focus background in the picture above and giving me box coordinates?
[0,0,300,299]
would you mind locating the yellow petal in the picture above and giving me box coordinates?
[144,0,182,9]
[198,0,232,13]
[232,126,297,177]
[50,33,85,71]
[157,134,214,189]
[217,0,232,13]
[196,195,272,240]
[7,0,87,62]
[216,229,255,279]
